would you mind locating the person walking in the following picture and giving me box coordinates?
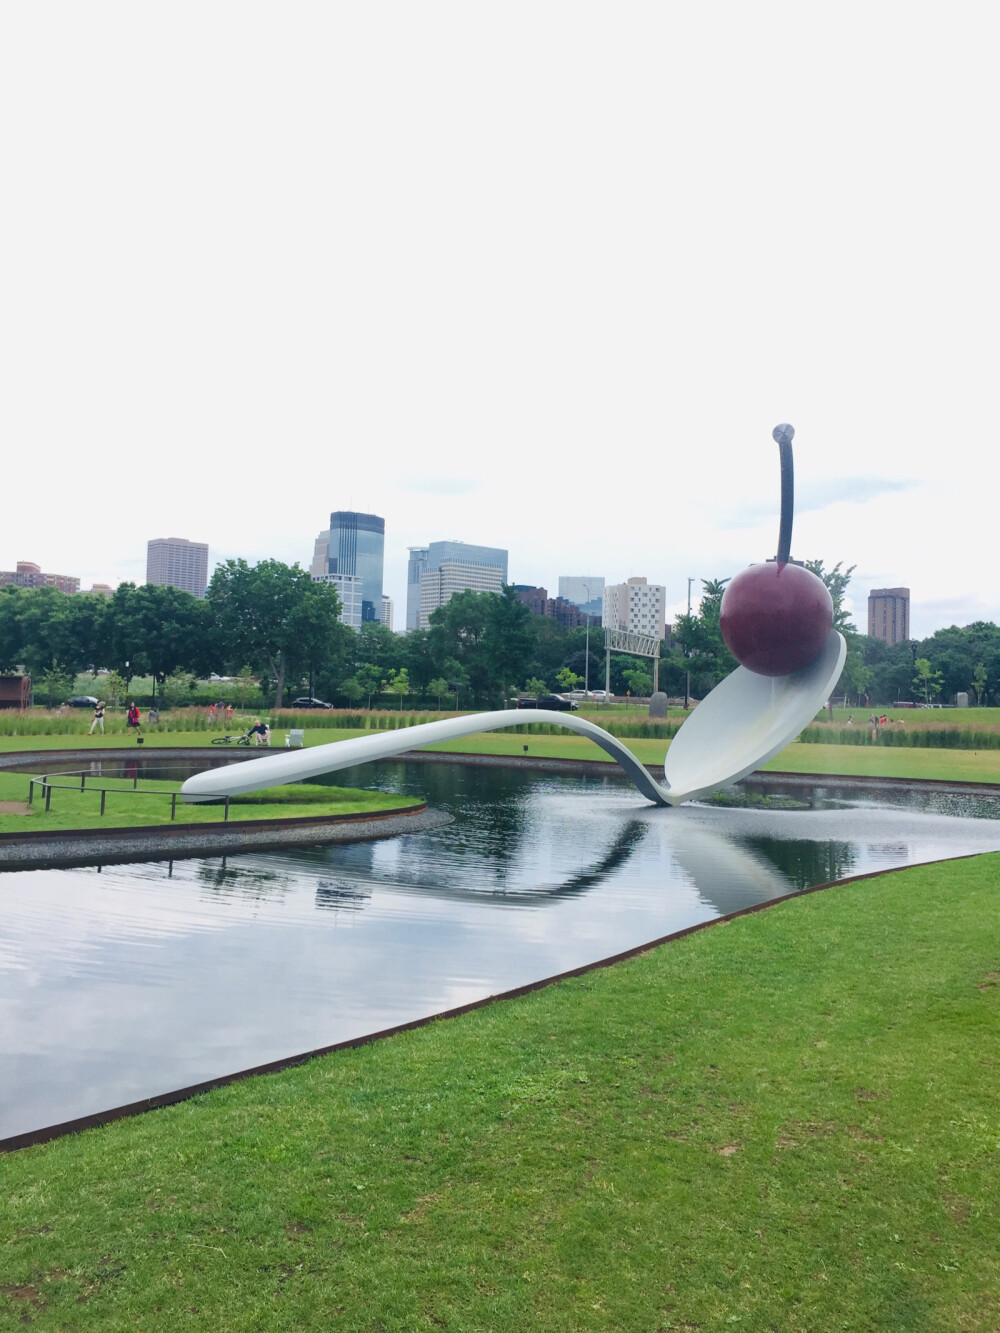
[89,701,106,735]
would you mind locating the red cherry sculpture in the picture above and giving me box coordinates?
[719,424,833,677]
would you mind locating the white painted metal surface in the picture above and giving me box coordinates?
[662,629,846,803]
[181,710,672,806]
[180,630,845,809]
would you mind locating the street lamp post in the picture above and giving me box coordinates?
[582,582,592,699]
[683,579,694,710]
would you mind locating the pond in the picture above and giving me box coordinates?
[3,760,1000,1144]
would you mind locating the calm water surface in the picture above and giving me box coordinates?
[3,760,1000,1141]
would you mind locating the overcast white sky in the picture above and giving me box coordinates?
[2,3,995,640]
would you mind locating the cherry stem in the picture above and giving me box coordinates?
[776,438,793,565]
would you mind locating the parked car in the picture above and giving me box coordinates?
[289,696,333,709]
[68,695,99,708]
[515,694,579,711]
[568,689,608,700]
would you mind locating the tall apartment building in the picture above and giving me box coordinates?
[558,575,604,619]
[381,594,394,630]
[310,512,385,623]
[408,540,509,630]
[145,538,208,597]
[868,587,910,644]
[0,561,80,594]
[602,576,667,639]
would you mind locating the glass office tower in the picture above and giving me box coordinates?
[328,512,385,622]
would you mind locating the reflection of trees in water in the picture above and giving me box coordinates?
[314,879,373,912]
[741,837,857,891]
[195,857,286,898]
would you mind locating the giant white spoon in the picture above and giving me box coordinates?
[179,632,843,808]
[181,423,844,809]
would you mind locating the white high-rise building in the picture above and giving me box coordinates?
[381,594,394,630]
[602,576,666,639]
[407,540,509,630]
[312,573,363,627]
[418,559,504,628]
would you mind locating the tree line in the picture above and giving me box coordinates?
[0,562,639,709]
[5,557,997,709]
[673,561,1000,707]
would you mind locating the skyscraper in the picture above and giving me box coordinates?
[558,576,604,619]
[146,538,209,597]
[868,587,910,644]
[323,512,385,623]
[409,540,509,630]
[419,559,505,628]
[406,547,429,631]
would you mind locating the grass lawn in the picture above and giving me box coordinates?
[3,854,1000,1330]
[0,731,417,836]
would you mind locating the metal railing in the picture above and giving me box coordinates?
[25,767,232,822]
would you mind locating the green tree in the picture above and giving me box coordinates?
[973,662,989,707]
[207,559,327,707]
[671,578,734,699]
[402,629,438,694]
[803,559,856,633]
[353,623,403,675]
[427,677,452,709]
[103,671,126,707]
[913,657,944,704]
[36,663,76,707]
[0,586,22,672]
[624,667,654,697]
[357,663,386,709]
[482,586,538,706]
[234,665,256,708]
[339,677,364,707]
[288,580,351,701]
[523,676,549,697]
[428,591,494,705]
[386,667,411,708]
[556,667,583,691]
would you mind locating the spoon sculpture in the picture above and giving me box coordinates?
[181,425,845,809]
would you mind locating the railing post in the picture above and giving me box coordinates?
[100,789,106,817]
[224,796,230,822]
[81,774,86,790]
[171,793,177,821]
[27,779,34,806]
[45,782,52,812]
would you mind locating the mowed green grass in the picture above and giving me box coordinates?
[3,855,1000,1330]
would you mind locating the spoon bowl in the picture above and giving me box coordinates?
[662,629,846,804]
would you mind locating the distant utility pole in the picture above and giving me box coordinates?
[684,577,694,709]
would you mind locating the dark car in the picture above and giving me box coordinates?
[515,694,579,711]
[68,695,100,708]
[289,696,333,709]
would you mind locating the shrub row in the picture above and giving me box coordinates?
[799,725,1000,749]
